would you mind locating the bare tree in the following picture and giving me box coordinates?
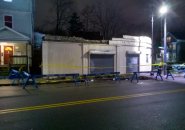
[50,0,73,34]
[91,0,123,39]
[81,5,95,32]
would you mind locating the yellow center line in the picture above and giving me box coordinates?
[1,88,185,115]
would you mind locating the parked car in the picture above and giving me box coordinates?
[172,63,185,72]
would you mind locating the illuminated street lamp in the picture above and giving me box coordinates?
[159,5,168,15]
[159,4,168,75]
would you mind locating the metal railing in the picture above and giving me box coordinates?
[10,55,28,65]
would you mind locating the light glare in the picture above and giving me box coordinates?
[159,5,168,15]
[3,0,12,2]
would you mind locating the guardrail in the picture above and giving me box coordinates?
[10,55,28,65]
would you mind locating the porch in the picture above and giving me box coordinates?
[0,26,32,75]
[0,56,31,77]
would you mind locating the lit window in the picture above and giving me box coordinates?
[3,0,12,2]
[4,15,12,28]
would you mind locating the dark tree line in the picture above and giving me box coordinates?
[35,0,154,40]
[35,0,128,40]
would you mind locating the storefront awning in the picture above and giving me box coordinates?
[89,50,116,55]
[126,51,141,55]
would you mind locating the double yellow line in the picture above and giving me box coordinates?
[1,88,185,115]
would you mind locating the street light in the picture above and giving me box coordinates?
[151,14,154,65]
[159,4,168,75]
[159,5,168,15]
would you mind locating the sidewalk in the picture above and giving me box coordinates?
[0,79,12,86]
[0,78,69,86]
[165,76,185,84]
[0,74,185,86]
[0,78,76,98]
[139,73,185,84]
[0,75,184,99]
[0,86,29,98]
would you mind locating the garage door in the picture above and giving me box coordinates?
[90,54,114,73]
[126,54,139,73]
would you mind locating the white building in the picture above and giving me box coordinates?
[42,35,152,75]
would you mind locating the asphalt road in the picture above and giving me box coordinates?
[0,80,185,130]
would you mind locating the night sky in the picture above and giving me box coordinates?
[35,0,185,41]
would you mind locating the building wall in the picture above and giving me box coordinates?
[110,35,152,72]
[0,0,34,38]
[0,0,32,11]
[42,42,115,75]
[82,44,116,74]
[42,42,82,74]
[42,35,152,75]
[176,41,185,62]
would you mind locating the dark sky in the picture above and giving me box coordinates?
[35,0,185,40]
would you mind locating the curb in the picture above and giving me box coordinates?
[0,76,184,87]
[0,94,30,99]
[0,80,83,87]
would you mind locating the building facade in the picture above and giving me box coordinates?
[158,33,185,63]
[0,0,34,70]
[42,35,152,75]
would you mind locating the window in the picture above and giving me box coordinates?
[4,15,12,28]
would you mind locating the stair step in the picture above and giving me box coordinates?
[0,67,10,76]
